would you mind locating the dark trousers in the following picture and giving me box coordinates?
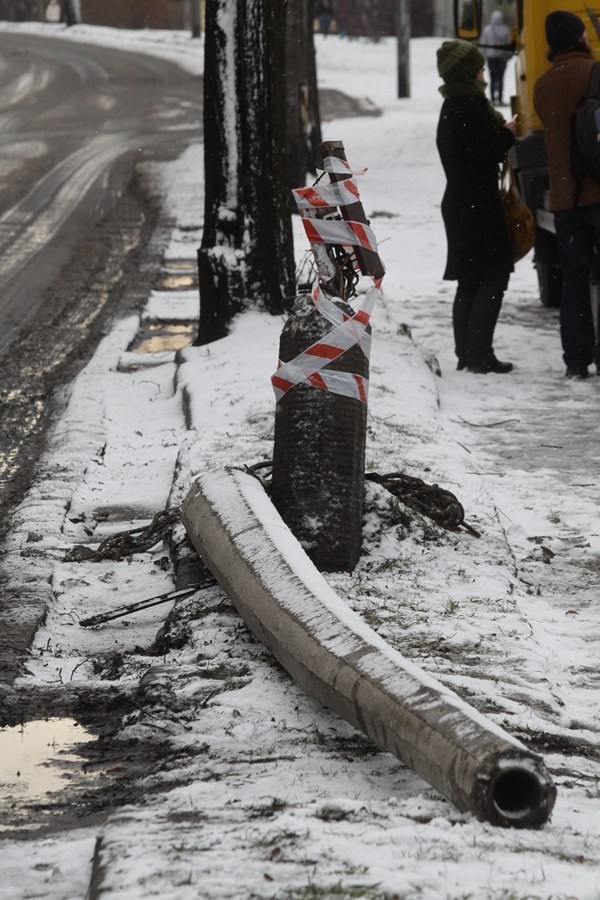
[453,273,508,367]
[318,13,333,34]
[487,58,507,104]
[554,205,600,372]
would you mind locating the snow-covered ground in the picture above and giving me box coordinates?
[0,22,599,900]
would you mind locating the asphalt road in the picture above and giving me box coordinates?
[0,32,201,530]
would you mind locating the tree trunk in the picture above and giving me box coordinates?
[196,0,296,345]
[284,0,322,182]
[396,0,411,98]
[190,0,201,37]
[285,0,308,189]
[305,1,323,173]
[63,0,78,24]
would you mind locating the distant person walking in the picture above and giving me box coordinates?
[45,0,61,23]
[336,6,347,38]
[314,0,336,37]
[481,11,513,105]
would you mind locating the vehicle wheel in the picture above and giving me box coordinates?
[590,251,600,332]
[536,258,562,308]
[534,229,562,308]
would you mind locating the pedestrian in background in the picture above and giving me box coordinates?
[336,6,347,38]
[314,0,336,37]
[534,11,600,379]
[436,40,517,374]
[481,11,513,106]
[45,0,61,23]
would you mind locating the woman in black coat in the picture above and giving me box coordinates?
[436,40,517,373]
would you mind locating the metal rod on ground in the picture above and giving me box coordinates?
[79,584,204,628]
[182,469,557,829]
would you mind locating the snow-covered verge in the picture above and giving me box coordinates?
[0,25,598,900]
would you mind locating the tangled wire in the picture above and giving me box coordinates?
[364,471,480,537]
[64,462,478,566]
[296,239,360,304]
[295,171,361,304]
[65,508,181,562]
[246,462,480,537]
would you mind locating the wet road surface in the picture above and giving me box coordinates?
[0,32,201,530]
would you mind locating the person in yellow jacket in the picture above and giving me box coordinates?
[534,10,600,379]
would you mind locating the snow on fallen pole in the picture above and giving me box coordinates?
[181,467,556,828]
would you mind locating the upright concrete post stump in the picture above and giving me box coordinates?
[271,296,369,572]
[271,140,385,573]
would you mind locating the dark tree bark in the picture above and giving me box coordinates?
[285,0,308,190]
[63,0,78,24]
[305,0,323,173]
[190,0,201,37]
[284,0,322,187]
[396,0,411,99]
[196,0,296,345]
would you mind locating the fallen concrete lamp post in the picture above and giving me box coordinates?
[181,468,556,828]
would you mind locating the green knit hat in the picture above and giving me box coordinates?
[437,40,486,83]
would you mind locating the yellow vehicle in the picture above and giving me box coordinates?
[455,1,600,307]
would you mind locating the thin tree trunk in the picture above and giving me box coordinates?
[284,0,323,183]
[396,0,411,98]
[63,0,78,24]
[305,1,322,173]
[196,0,295,345]
[285,0,308,189]
[190,0,201,37]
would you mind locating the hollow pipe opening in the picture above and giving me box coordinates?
[492,768,542,822]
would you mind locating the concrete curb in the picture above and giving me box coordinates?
[181,467,557,828]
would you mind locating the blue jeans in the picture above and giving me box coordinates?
[554,204,600,371]
[318,13,333,34]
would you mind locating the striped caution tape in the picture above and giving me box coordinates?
[271,302,371,404]
[293,184,379,257]
[300,217,379,256]
[311,279,374,351]
[321,155,368,177]
[272,158,383,405]
[292,178,360,210]
[272,279,382,405]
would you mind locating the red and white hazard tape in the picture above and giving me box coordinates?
[272,276,384,405]
[300,217,379,256]
[292,178,360,211]
[322,155,368,177]
[272,159,383,406]
[271,288,374,404]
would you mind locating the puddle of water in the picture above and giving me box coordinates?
[0,718,95,803]
[159,274,196,289]
[163,259,196,272]
[130,321,196,354]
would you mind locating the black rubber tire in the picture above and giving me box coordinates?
[534,229,562,308]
